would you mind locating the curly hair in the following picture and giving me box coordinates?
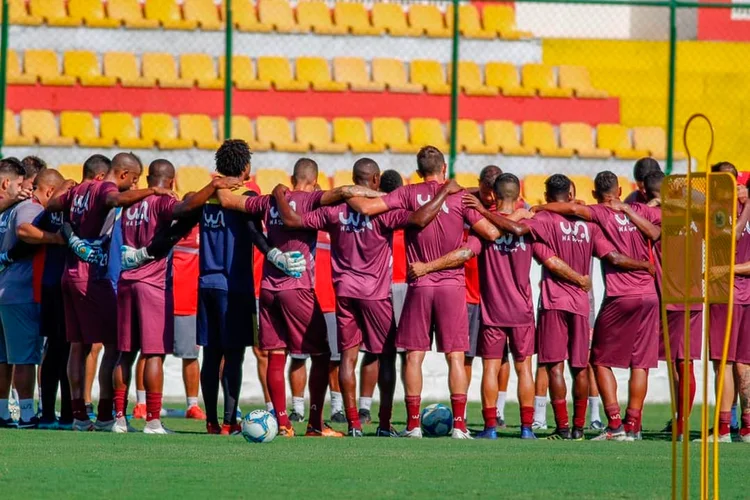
[215,139,251,177]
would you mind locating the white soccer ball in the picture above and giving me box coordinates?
[241,410,278,443]
[421,403,453,437]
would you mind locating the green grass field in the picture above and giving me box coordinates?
[0,402,747,499]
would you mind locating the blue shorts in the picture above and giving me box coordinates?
[197,288,256,349]
[0,303,43,364]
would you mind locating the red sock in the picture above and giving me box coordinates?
[482,407,497,429]
[267,353,290,428]
[719,411,732,436]
[552,399,569,430]
[146,392,162,422]
[676,363,696,434]
[740,413,750,437]
[573,398,588,429]
[346,406,361,430]
[605,404,622,429]
[114,389,128,419]
[307,356,329,431]
[451,394,467,432]
[405,395,421,431]
[97,398,113,422]
[72,398,87,421]
[624,407,642,433]
[520,406,534,428]
[378,405,392,431]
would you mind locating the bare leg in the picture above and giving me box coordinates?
[535,363,549,397]
[84,343,102,405]
[464,355,473,392]
[338,347,359,426]
[182,359,200,400]
[481,358,500,410]
[289,358,307,399]
[253,347,270,404]
[595,365,618,408]
[587,364,600,397]
[405,351,426,396]
[359,353,379,401]
[68,342,91,402]
[498,359,510,392]
[135,353,146,394]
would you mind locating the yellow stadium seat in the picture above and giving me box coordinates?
[333,57,385,92]
[69,0,121,27]
[296,117,347,153]
[297,1,347,35]
[372,117,419,153]
[230,0,272,32]
[9,0,43,25]
[100,112,153,148]
[372,58,422,94]
[452,61,498,96]
[332,117,383,153]
[179,114,221,150]
[141,113,192,149]
[143,53,193,88]
[445,5,494,40]
[108,0,159,28]
[454,172,479,189]
[485,62,535,97]
[456,119,497,154]
[60,111,114,147]
[332,170,352,188]
[217,115,271,151]
[410,60,450,95]
[256,116,307,152]
[559,122,610,159]
[632,126,668,160]
[20,110,74,146]
[180,54,223,89]
[57,164,84,183]
[482,5,532,39]
[104,52,156,87]
[29,0,80,26]
[558,66,607,99]
[258,0,297,33]
[255,168,290,195]
[144,0,197,29]
[484,120,534,156]
[184,0,222,30]
[597,124,648,160]
[407,4,449,37]
[4,110,34,146]
[257,56,308,91]
[296,57,347,92]
[618,176,634,193]
[334,2,383,36]
[176,166,212,196]
[219,55,270,90]
[64,50,116,86]
[568,176,596,204]
[522,64,573,98]
[7,50,36,85]
[522,174,546,206]
[317,171,332,190]
[409,172,424,184]
[409,118,448,151]
[372,3,421,37]
[522,121,573,157]
[24,50,75,86]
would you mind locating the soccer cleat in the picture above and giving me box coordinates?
[37,420,59,431]
[85,403,95,419]
[399,427,423,439]
[627,430,643,441]
[206,422,222,435]
[305,423,344,437]
[278,425,296,438]
[132,403,147,420]
[72,418,95,432]
[144,420,174,435]
[185,406,207,420]
[359,409,372,425]
[375,426,399,437]
[0,417,17,429]
[520,426,538,440]
[571,427,586,441]
[288,410,304,422]
[331,411,347,424]
[546,428,571,440]
[220,423,242,436]
[451,428,473,440]
[592,425,632,441]
[112,417,137,434]
[661,420,673,433]
[531,421,548,430]
[497,417,507,430]
[57,421,73,431]
[694,433,732,443]
[740,433,750,443]
[590,420,604,431]
[16,417,39,429]
[475,428,498,440]
[94,419,115,432]
[348,427,364,438]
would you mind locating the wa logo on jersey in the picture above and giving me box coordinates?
[50,211,63,228]
[560,221,590,243]
[416,194,449,214]
[614,213,637,233]
[269,201,296,226]
[203,210,225,229]
[493,234,526,253]
[339,211,373,233]
[71,191,91,216]
[124,200,149,227]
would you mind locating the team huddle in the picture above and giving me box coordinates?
[0,140,748,441]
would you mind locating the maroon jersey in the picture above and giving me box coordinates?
[624,190,647,205]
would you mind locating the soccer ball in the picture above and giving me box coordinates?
[241,410,278,443]
[420,403,453,437]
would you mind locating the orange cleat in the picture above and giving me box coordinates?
[305,423,344,437]
[278,425,296,438]
[185,406,207,420]
[206,422,222,435]
[132,403,147,420]
[220,423,242,435]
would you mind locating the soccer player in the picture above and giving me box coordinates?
[624,157,661,205]
[534,171,661,441]
[20,156,46,191]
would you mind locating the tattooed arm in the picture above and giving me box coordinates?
[408,246,475,281]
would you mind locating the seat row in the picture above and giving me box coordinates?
[6,0,530,39]
[6,110,672,160]
[7,49,606,98]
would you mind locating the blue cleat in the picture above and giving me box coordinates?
[520,426,538,439]
[475,428,498,440]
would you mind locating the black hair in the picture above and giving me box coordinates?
[21,155,47,180]
[711,161,737,179]
[416,146,445,177]
[379,170,403,193]
[545,173,572,202]
[352,158,379,185]
[633,157,661,183]
[215,139,251,177]
[292,158,318,184]
[0,157,24,179]
[479,165,502,188]
[594,170,619,197]
[148,159,176,185]
[494,172,520,201]
[643,170,665,201]
[82,154,111,180]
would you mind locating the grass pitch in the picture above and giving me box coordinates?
[0,402,747,499]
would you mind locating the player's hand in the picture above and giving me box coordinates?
[69,235,106,265]
[646,261,656,276]
[267,248,306,278]
[511,208,534,220]
[708,265,730,281]
[573,198,587,206]
[272,184,289,199]
[408,261,429,280]
[647,197,661,207]
[462,194,485,213]
[60,179,77,192]
[152,187,178,199]
[345,185,385,199]
[442,179,462,195]
[15,186,33,202]
[211,176,243,191]
[530,205,543,213]
[739,184,748,205]
[578,275,592,292]
[120,245,153,271]
[608,200,630,213]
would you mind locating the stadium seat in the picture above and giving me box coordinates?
[60,111,114,147]
[256,168,291,194]
[317,171,332,190]
[141,113,192,149]
[332,170,352,188]
[371,3,421,37]
[179,114,221,150]
[297,1,347,35]
[456,119,497,154]
[522,64,573,98]
[452,61,498,96]
[485,62,535,97]
[258,0,297,33]
[618,176,635,192]
[104,52,156,87]
[482,5,532,39]
[569,175,596,204]
[180,54,223,89]
[333,57,385,92]
[29,0,80,26]
[4,110,34,146]
[522,174,546,205]
[230,0,272,32]
[219,56,270,90]
[454,172,479,189]
[372,117,419,153]
[257,56,308,91]
[597,124,649,159]
[371,58,422,93]
[144,0,197,29]
[632,126,671,160]
[20,110,74,146]
[100,112,152,148]
[409,118,448,151]
[411,60,451,95]
[143,53,193,88]
[522,121,573,157]
[558,66,608,99]
[176,166,212,196]
[332,117,383,153]
[445,5,494,39]
[64,50,117,86]
[559,122,610,159]
[184,0,222,30]
[217,115,270,151]
[484,120,534,156]
[409,172,424,184]
[9,0,43,25]
[7,50,36,85]
[107,0,159,28]
[407,4,449,37]
[256,116,307,152]
[296,117,347,153]
[57,164,83,182]
[296,57,347,92]
[24,50,75,85]
[69,0,121,27]
[334,2,383,36]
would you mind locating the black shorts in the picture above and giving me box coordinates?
[40,285,66,339]
[197,288,256,349]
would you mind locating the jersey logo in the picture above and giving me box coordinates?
[417,194,449,214]
[71,190,91,216]
[338,211,373,232]
[493,233,526,252]
[559,221,590,243]
[269,200,296,226]
[744,221,750,236]
[0,211,9,235]
[614,213,637,233]
[203,210,225,229]
[614,213,630,226]
[50,211,63,227]
[124,200,149,227]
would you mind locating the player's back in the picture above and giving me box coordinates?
[0,199,44,303]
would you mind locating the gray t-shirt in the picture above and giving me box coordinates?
[0,199,44,305]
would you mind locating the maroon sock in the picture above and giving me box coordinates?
[114,389,128,419]
[307,356,329,431]
[740,413,750,437]
[267,353,290,428]
[605,404,622,429]
[573,398,588,429]
[520,405,534,428]
[450,394,467,432]
[624,407,641,434]
[97,398,113,422]
[146,392,162,422]
[346,406,361,430]
[378,405,392,430]
[719,411,732,436]
[552,399,569,430]
[405,395,421,431]
[676,363,697,434]
[482,407,497,429]
[72,398,87,421]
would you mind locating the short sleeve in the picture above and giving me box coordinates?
[97,181,118,205]
[57,189,72,212]
[463,207,483,227]
[304,190,326,212]
[520,216,545,243]
[533,241,555,262]
[244,194,270,215]
[591,224,616,258]
[466,233,483,256]
[381,185,411,210]
[377,209,411,231]
[632,203,661,226]
[302,206,332,231]
[157,196,179,225]
[587,204,606,226]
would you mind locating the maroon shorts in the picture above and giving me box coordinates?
[336,297,395,354]
[62,278,117,345]
[709,304,750,364]
[117,281,174,355]
[591,294,659,369]
[259,288,328,355]
[396,285,468,353]
[536,309,590,368]
[478,324,534,360]
[659,309,702,361]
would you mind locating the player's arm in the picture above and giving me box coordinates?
[463,194,531,237]
[272,184,304,229]
[320,185,383,206]
[408,246,475,281]
[45,179,77,213]
[602,251,656,276]
[736,201,750,241]
[106,187,166,208]
[735,262,750,276]
[407,180,463,228]
[346,196,390,217]
[532,202,592,221]
[541,256,592,292]
[17,223,65,245]
[172,177,242,218]
[121,210,203,269]
[469,218,501,242]
[612,201,661,241]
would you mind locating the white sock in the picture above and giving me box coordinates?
[292,396,305,415]
[137,390,146,404]
[496,392,507,420]
[266,401,274,412]
[186,397,199,409]
[20,399,35,421]
[533,396,548,424]
[0,399,9,420]
[359,396,373,411]
[588,396,601,423]
[331,391,343,414]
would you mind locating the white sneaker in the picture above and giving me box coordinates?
[532,421,548,430]
[694,433,732,443]
[72,418,95,432]
[112,417,137,434]
[143,420,174,435]
[451,428,473,440]
[741,434,750,443]
[94,419,115,432]
[399,427,423,438]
